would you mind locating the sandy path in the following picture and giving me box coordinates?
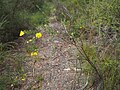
[22,22,87,90]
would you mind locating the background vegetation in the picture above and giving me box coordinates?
[0,0,120,89]
[0,0,53,42]
[56,0,120,89]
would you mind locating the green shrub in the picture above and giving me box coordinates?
[55,0,120,89]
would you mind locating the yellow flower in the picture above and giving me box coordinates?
[28,39,32,42]
[80,26,84,29]
[15,76,18,79]
[27,39,32,43]
[35,32,42,39]
[21,77,25,81]
[31,51,38,56]
[19,31,25,36]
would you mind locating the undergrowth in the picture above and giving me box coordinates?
[54,0,120,89]
[0,0,120,90]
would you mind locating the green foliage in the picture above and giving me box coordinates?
[0,0,120,89]
[55,0,120,89]
[0,27,43,89]
[0,43,27,89]
[26,43,38,53]
[0,0,53,43]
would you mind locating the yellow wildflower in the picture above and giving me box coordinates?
[29,39,32,42]
[19,31,25,36]
[31,51,38,56]
[27,39,32,43]
[21,77,25,81]
[80,26,84,29]
[15,76,18,79]
[35,32,42,39]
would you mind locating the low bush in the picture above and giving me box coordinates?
[54,0,120,89]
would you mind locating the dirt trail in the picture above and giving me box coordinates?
[22,21,87,90]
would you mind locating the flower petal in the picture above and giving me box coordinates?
[19,31,25,36]
[35,32,42,38]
